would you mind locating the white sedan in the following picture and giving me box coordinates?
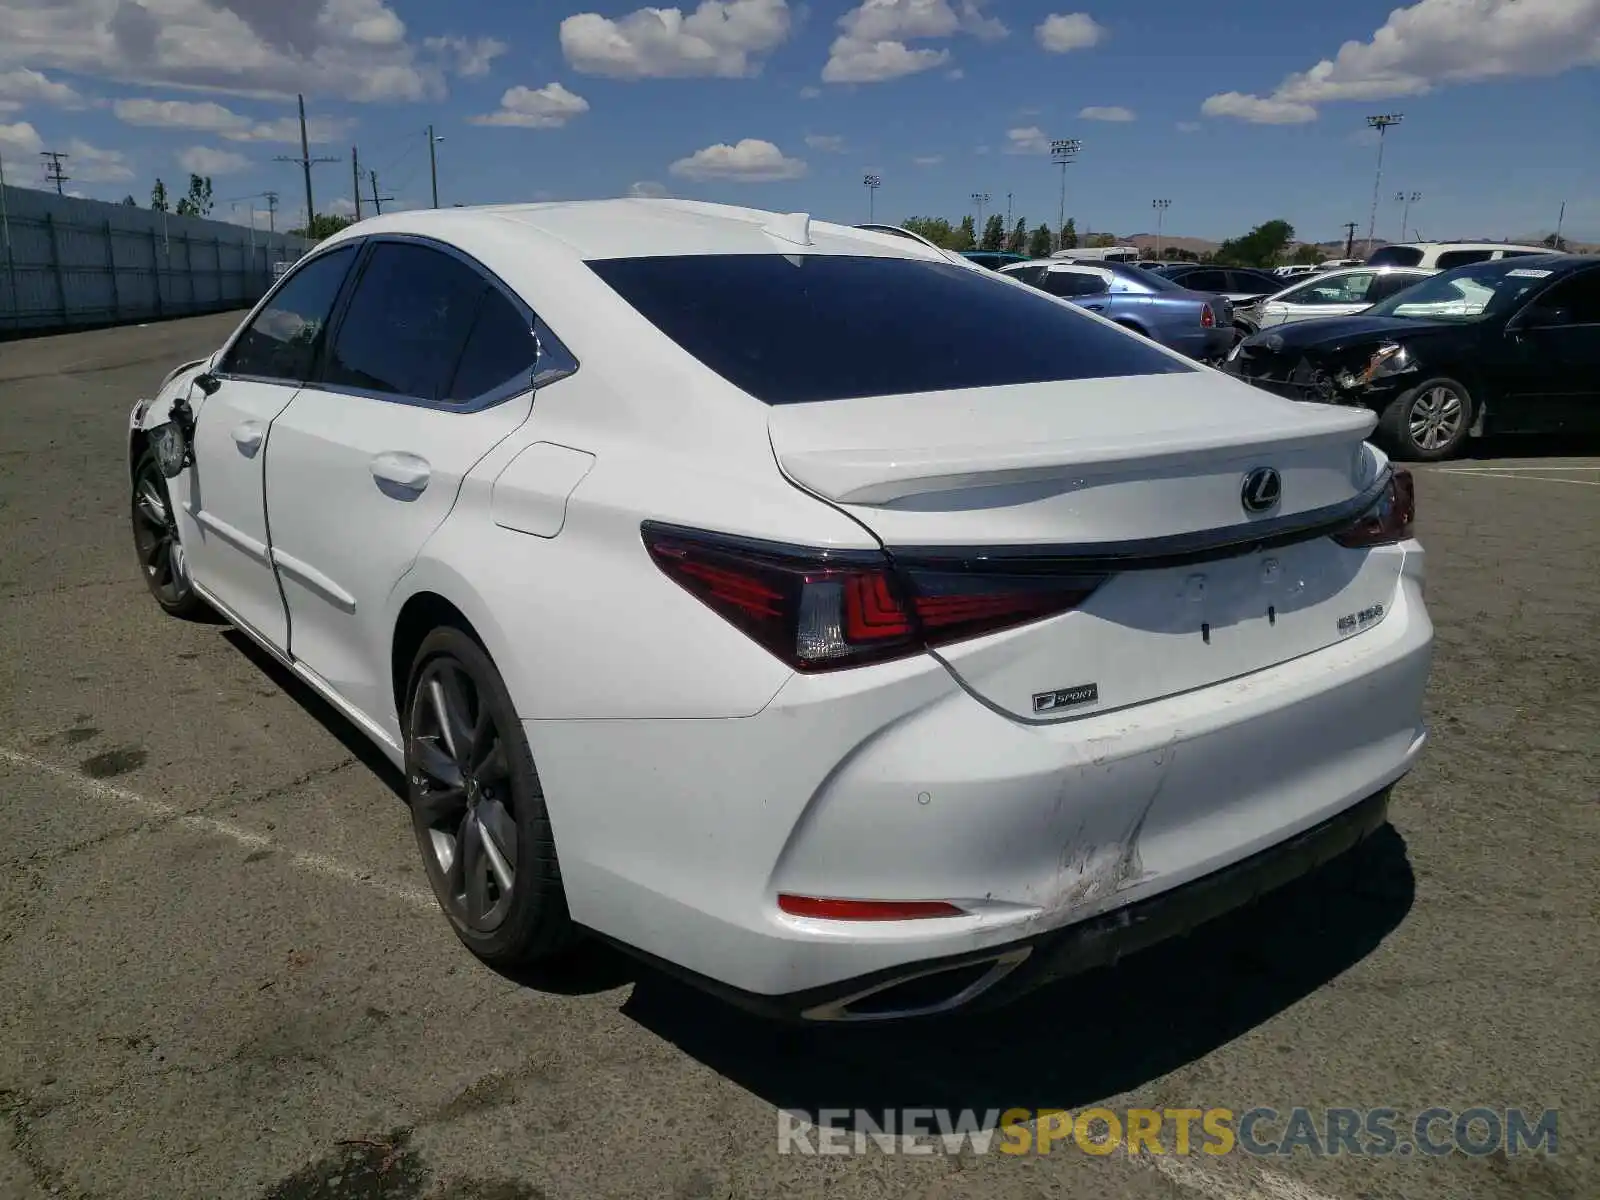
[1237,265,1435,336]
[129,200,1433,1021]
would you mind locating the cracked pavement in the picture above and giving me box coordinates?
[0,314,1596,1199]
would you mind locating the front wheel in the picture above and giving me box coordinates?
[130,449,208,619]
[1377,377,1473,462]
[405,626,575,966]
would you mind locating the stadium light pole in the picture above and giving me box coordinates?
[863,173,881,223]
[1050,138,1081,251]
[1364,114,1403,256]
[1152,198,1172,259]
[1395,191,1421,243]
[971,191,990,245]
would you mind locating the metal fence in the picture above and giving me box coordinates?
[0,185,314,337]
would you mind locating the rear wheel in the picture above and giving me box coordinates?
[130,449,208,620]
[1377,376,1473,462]
[405,626,574,966]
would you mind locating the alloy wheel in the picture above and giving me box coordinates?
[131,462,189,605]
[410,657,518,932]
[1408,385,1464,452]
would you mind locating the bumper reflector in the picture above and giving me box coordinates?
[778,895,966,921]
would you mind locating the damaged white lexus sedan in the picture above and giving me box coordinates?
[129,199,1432,1021]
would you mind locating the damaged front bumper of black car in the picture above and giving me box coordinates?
[1221,336,1415,410]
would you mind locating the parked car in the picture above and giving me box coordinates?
[129,199,1432,1022]
[1151,264,1285,307]
[1223,254,1600,460]
[1365,241,1550,270]
[1232,266,1437,338]
[1000,259,1234,361]
[1052,244,1141,263]
[1272,264,1319,280]
[961,250,1031,271]
[853,223,980,269]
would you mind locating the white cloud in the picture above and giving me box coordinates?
[561,0,791,79]
[1200,91,1317,124]
[1002,125,1051,154]
[1080,104,1134,121]
[1202,0,1600,124]
[1176,120,1201,132]
[469,82,589,129]
[805,133,845,151]
[799,84,821,98]
[1035,12,1104,53]
[227,114,350,143]
[824,0,1006,84]
[64,137,133,182]
[0,67,84,108]
[0,119,42,156]
[178,145,251,175]
[911,153,943,165]
[114,97,249,133]
[424,35,508,77]
[628,179,670,197]
[0,0,443,103]
[327,195,357,216]
[669,137,806,181]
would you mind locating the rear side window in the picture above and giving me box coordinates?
[448,290,537,402]
[588,253,1190,405]
[1435,249,1495,269]
[1043,270,1108,298]
[1366,246,1424,267]
[223,246,356,382]
[323,243,486,403]
[1366,273,1425,303]
[1180,269,1229,292]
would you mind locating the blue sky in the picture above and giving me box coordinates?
[1,0,1597,243]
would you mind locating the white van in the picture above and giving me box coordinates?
[1366,241,1550,270]
[1053,244,1141,263]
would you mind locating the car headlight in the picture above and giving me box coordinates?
[1358,343,1415,384]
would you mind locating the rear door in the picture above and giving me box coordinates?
[1492,267,1600,432]
[263,239,551,731]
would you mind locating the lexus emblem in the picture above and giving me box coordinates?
[1241,467,1282,514]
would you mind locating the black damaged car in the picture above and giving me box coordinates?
[1222,254,1600,461]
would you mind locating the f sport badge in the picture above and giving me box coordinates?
[1033,682,1100,713]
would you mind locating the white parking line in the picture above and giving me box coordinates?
[1430,468,1600,487]
[1145,1154,1345,1200]
[0,745,435,907]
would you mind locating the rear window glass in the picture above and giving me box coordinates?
[1366,246,1425,267]
[587,254,1191,405]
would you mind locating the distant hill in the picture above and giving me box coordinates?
[1109,231,1597,259]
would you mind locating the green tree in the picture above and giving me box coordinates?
[1291,243,1325,266]
[120,195,137,207]
[1028,223,1053,258]
[1542,233,1568,251]
[953,215,977,251]
[980,213,1006,251]
[901,216,959,248]
[1214,219,1296,267]
[1058,217,1077,251]
[1007,217,1027,255]
[1086,231,1117,248]
[288,213,357,240]
[150,178,169,213]
[175,174,214,218]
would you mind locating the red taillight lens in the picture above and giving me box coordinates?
[1332,468,1415,548]
[642,524,1105,672]
[778,895,966,920]
[1200,304,1215,328]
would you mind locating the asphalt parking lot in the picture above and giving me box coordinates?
[2,313,1596,1200]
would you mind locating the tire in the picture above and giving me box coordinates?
[1376,376,1473,462]
[130,449,209,620]
[404,626,575,966]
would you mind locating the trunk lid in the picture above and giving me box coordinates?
[768,369,1400,719]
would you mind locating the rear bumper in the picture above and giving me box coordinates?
[528,548,1432,1017]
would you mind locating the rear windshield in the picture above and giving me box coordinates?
[587,253,1191,405]
[1366,246,1425,267]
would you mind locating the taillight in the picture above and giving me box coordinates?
[1200,304,1215,328]
[1332,468,1415,548]
[642,523,1104,672]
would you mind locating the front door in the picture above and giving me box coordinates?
[263,240,546,734]
[184,245,358,648]
[1266,270,1377,328]
[1491,268,1600,433]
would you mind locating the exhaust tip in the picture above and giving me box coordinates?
[800,948,1032,1022]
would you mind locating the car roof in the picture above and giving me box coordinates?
[319,198,951,265]
[1381,241,1552,253]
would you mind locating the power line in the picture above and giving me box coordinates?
[40,150,70,195]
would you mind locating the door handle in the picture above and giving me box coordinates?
[1085,303,1106,312]
[231,420,265,456]
[370,451,431,496]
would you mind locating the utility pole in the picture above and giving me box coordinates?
[264,190,279,233]
[1006,192,1013,229]
[351,146,363,221]
[971,192,990,247]
[1152,198,1172,259]
[1049,138,1081,252]
[427,125,444,208]
[862,173,881,222]
[1395,191,1421,243]
[1363,113,1403,256]
[1555,200,1566,249]
[273,94,339,232]
[1343,221,1359,258]
[368,170,394,216]
[40,150,70,195]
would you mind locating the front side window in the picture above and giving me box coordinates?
[1366,246,1424,268]
[1434,249,1495,270]
[222,246,356,382]
[322,243,489,403]
[1181,269,1229,293]
[1285,272,1375,305]
[587,253,1190,405]
[1525,270,1600,326]
[1365,272,1426,303]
